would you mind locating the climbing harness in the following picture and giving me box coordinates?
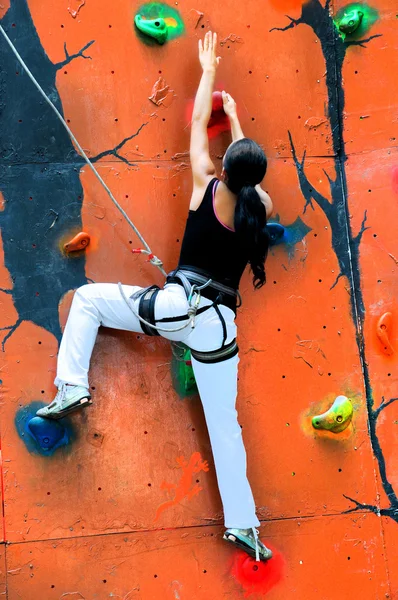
[117,267,240,363]
[0,26,241,353]
[117,276,214,334]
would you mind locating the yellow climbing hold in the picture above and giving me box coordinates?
[312,395,353,433]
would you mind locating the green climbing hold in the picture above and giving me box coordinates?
[181,348,197,394]
[337,9,364,35]
[134,14,168,44]
[171,343,198,397]
[312,395,353,434]
[134,3,185,45]
[334,3,379,41]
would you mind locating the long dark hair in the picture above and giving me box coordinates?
[223,138,269,288]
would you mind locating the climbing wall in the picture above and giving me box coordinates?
[1,0,398,597]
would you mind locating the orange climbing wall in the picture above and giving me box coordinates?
[1,0,398,598]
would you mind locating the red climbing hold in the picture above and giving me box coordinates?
[64,232,90,253]
[211,90,224,112]
[186,91,231,139]
[207,91,231,138]
[231,545,285,597]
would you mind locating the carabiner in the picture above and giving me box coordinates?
[195,278,213,292]
[188,284,197,305]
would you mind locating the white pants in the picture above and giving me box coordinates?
[56,283,260,529]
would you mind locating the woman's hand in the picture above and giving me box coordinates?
[199,31,220,72]
[223,91,244,140]
[222,91,237,118]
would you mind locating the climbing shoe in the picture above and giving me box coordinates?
[223,527,273,562]
[36,384,92,419]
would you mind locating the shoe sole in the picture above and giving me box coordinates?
[38,397,92,420]
[223,533,272,562]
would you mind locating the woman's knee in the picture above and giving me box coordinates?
[71,284,102,320]
[74,283,94,300]
[74,283,104,306]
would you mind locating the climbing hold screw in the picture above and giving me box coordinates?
[312,395,353,433]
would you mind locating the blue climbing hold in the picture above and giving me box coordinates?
[267,215,312,257]
[15,401,74,456]
[267,223,286,247]
[27,417,68,452]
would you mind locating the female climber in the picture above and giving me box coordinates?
[37,31,273,563]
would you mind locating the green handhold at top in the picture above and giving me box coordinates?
[312,395,353,434]
[135,14,168,44]
[337,9,364,35]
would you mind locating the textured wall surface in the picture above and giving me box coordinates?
[1,0,398,598]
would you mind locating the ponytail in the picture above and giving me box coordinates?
[223,138,269,289]
[234,185,269,288]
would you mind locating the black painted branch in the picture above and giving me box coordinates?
[54,40,95,70]
[345,34,382,49]
[379,507,398,518]
[354,210,370,245]
[269,15,303,33]
[90,122,149,165]
[288,130,332,216]
[272,0,398,522]
[0,318,23,350]
[368,409,398,506]
[330,271,344,291]
[342,494,379,515]
[322,167,336,187]
[343,494,398,521]
[374,397,398,418]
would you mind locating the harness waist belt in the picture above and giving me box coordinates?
[178,269,237,297]
[167,266,240,310]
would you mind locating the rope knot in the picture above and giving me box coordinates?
[187,306,197,318]
[149,254,163,268]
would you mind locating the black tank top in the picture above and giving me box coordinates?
[177,178,249,290]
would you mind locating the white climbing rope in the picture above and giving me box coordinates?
[118,282,202,333]
[0,25,210,338]
[0,24,166,277]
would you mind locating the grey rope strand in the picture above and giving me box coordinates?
[0,24,166,277]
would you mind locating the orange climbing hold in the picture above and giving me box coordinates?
[376,312,394,355]
[0,1,10,19]
[63,231,90,253]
